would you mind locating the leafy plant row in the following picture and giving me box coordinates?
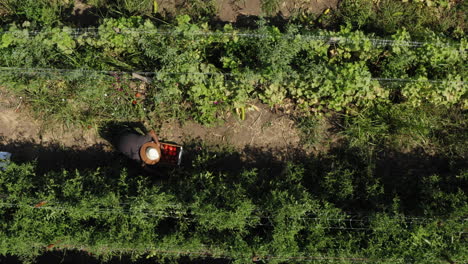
[0,16,466,124]
[1,0,465,40]
[1,145,466,263]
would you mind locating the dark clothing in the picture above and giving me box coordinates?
[117,133,152,162]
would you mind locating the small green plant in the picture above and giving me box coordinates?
[1,0,72,26]
[115,0,154,16]
[261,0,281,16]
[338,0,375,29]
[84,0,155,15]
[174,0,218,22]
[296,115,336,151]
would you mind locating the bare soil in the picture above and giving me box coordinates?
[216,0,262,22]
[0,89,107,150]
[0,88,301,159]
[158,104,301,149]
[158,0,339,22]
[279,0,339,17]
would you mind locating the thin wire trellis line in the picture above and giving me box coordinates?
[0,27,461,47]
[0,200,461,222]
[0,203,436,226]
[1,194,467,222]
[0,206,367,230]
[21,242,383,263]
[0,67,465,84]
[1,202,465,231]
[16,242,467,264]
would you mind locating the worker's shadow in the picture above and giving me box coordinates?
[0,138,125,176]
[98,121,148,148]
[0,121,157,180]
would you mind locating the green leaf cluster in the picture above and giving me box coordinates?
[0,143,466,263]
[0,18,465,125]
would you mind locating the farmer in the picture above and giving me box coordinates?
[116,129,161,166]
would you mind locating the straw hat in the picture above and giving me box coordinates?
[140,142,161,165]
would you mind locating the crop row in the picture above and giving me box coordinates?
[1,150,466,263]
[0,16,466,124]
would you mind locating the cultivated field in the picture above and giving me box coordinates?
[0,0,466,263]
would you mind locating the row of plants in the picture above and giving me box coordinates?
[1,0,465,39]
[297,102,467,161]
[1,138,466,263]
[308,0,466,39]
[0,0,217,26]
[0,16,466,125]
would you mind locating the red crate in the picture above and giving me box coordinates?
[159,142,183,166]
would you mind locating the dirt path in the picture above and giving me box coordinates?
[0,90,107,150]
[0,89,301,160]
[158,0,338,22]
[159,104,301,149]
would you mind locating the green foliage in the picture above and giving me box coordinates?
[261,0,281,16]
[0,73,152,126]
[373,0,433,36]
[0,142,466,263]
[327,0,467,38]
[114,0,155,16]
[321,165,355,201]
[173,0,218,22]
[338,0,375,29]
[83,16,144,56]
[342,103,468,155]
[0,3,466,264]
[0,18,465,125]
[0,0,72,26]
